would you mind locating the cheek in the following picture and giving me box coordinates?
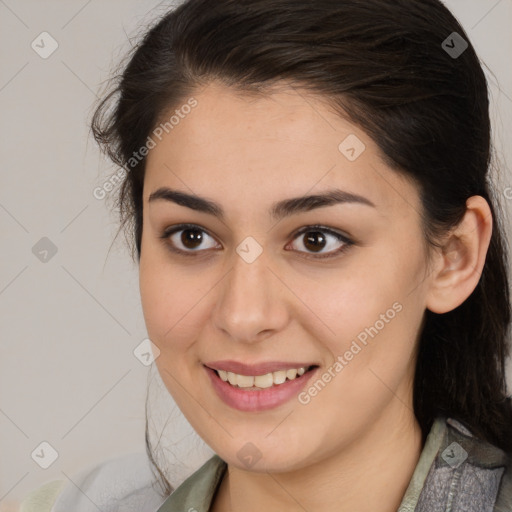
[294,245,425,371]
[298,281,422,434]
[293,261,406,338]
[139,247,181,348]
[139,256,207,405]
[139,250,214,358]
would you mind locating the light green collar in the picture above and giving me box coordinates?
[156,454,227,512]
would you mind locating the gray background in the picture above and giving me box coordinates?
[1,0,511,509]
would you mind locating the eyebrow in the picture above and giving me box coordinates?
[148,187,376,221]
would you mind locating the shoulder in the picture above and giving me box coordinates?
[20,480,66,512]
[19,451,168,512]
[421,416,512,511]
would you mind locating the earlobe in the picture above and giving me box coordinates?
[425,196,493,314]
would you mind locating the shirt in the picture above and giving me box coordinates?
[155,415,512,511]
[20,416,512,512]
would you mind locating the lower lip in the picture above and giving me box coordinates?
[204,365,318,412]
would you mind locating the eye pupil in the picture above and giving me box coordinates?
[304,231,327,253]
[182,229,203,249]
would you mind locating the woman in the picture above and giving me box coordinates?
[21,0,512,510]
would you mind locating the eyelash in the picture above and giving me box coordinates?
[159,223,354,260]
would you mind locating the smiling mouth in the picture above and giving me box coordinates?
[211,365,317,390]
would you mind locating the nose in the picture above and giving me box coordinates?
[212,245,290,344]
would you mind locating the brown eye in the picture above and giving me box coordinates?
[302,231,328,253]
[287,226,354,259]
[161,224,220,255]
[180,228,205,249]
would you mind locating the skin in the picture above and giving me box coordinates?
[139,80,493,511]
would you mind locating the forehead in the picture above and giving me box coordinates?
[153,80,360,153]
[143,80,420,217]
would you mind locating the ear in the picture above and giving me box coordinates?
[425,195,493,314]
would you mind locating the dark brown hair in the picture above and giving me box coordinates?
[91,0,512,496]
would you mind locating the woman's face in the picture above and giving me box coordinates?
[139,81,433,472]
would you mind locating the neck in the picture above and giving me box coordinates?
[213,405,424,512]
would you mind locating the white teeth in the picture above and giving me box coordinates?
[236,374,255,388]
[273,370,287,385]
[215,366,309,389]
[254,373,274,388]
[286,369,297,380]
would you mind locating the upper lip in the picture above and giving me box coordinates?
[204,360,316,376]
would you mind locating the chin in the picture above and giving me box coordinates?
[212,434,318,474]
